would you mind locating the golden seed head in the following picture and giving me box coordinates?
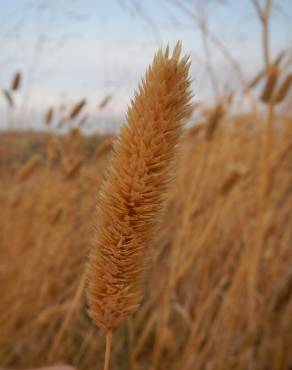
[86,42,192,332]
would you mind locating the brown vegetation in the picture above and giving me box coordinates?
[87,44,191,333]
[0,111,291,370]
[87,44,191,369]
[0,2,291,368]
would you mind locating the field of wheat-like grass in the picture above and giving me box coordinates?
[0,111,291,370]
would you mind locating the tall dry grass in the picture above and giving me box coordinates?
[1,4,291,367]
[86,43,191,369]
[0,111,291,370]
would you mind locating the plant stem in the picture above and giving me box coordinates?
[263,0,272,69]
[104,330,112,370]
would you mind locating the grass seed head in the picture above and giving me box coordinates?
[69,99,87,119]
[260,65,280,103]
[272,73,292,104]
[86,42,192,332]
[11,71,21,91]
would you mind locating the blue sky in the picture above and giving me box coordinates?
[0,0,291,131]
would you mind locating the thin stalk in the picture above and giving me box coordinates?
[196,0,220,101]
[104,331,112,370]
[263,0,272,68]
[250,0,274,335]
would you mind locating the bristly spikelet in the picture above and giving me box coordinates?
[87,42,192,333]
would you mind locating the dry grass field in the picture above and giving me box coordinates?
[0,111,291,369]
[1,2,291,366]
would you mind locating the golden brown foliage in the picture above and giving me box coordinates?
[0,115,291,369]
[205,103,224,140]
[16,154,41,181]
[273,73,292,104]
[260,65,279,103]
[11,71,21,91]
[2,89,14,108]
[86,43,192,332]
[62,155,84,180]
[245,50,286,92]
[69,99,87,119]
[95,136,114,159]
[45,107,54,125]
[98,95,112,109]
